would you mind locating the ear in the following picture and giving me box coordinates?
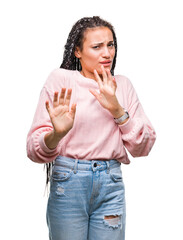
[74,47,81,59]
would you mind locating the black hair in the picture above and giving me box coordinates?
[60,16,117,75]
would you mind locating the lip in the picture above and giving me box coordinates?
[99,60,112,67]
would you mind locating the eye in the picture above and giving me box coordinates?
[108,42,114,48]
[92,45,100,49]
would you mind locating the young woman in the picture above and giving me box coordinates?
[27,16,156,240]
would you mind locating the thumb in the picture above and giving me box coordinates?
[45,101,51,114]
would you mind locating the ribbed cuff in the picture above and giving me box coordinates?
[118,118,135,134]
[39,131,58,154]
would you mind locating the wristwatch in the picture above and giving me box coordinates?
[114,110,129,124]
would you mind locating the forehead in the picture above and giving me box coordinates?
[83,27,114,44]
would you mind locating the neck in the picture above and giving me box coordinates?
[80,70,103,82]
[80,70,95,81]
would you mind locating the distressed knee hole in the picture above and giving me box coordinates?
[103,215,122,229]
[56,186,65,196]
[104,215,118,220]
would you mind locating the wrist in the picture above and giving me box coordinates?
[44,130,64,150]
[110,105,125,119]
[53,129,66,139]
[114,110,129,125]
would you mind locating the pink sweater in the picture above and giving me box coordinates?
[27,68,156,164]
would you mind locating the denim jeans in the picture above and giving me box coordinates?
[47,156,126,240]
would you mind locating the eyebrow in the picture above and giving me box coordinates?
[91,40,114,45]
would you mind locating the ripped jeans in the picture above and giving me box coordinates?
[47,156,126,240]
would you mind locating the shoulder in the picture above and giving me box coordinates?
[114,74,134,90]
[45,68,74,83]
[44,68,78,92]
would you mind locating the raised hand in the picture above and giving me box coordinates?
[89,66,124,118]
[45,88,76,137]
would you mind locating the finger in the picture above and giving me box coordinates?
[89,89,100,101]
[70,103,77,119]
[106,68,113,82]
[94,69,103,89]
[101,65,108,83]
[53,92,59,108]
[112,77,117,89]
[59,88,66,105]
[106,68,116,88]
[65,88,72,106]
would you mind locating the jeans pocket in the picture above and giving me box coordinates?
[52,167,73,182]
[110,167,123,182]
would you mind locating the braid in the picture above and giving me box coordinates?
[60,16,117,75]
[60,21,84,70]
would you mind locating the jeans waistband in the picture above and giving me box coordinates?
[54,156,121,173]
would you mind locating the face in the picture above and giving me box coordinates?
[75,27,115,80]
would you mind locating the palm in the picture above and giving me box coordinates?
[46,88,76,135]
[49,105,74,133]
[90,67,119,111]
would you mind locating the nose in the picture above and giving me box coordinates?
[102,46,110,58]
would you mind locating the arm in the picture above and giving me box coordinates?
[89,66,156,157]
[26,87,76,163]
[118,79,156,157]
[26,86,59,163]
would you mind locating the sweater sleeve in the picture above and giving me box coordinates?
[26,69,68,163]
[26,86,61,163]
[118,78,156,157]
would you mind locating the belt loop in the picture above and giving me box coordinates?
[73,159,78,174]
[106,161,110,174]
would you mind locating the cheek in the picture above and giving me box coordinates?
[85,54,99,68]
[111,49,116,58]
[88,52,99,62]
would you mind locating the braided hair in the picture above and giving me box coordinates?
[60,16,117,75]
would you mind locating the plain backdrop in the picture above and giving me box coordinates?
[0,0,183,239]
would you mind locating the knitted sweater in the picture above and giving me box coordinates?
[27,68,156,164]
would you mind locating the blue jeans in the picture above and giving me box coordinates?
[47,156,126,240]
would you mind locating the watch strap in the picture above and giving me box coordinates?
[114,111,129,124]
